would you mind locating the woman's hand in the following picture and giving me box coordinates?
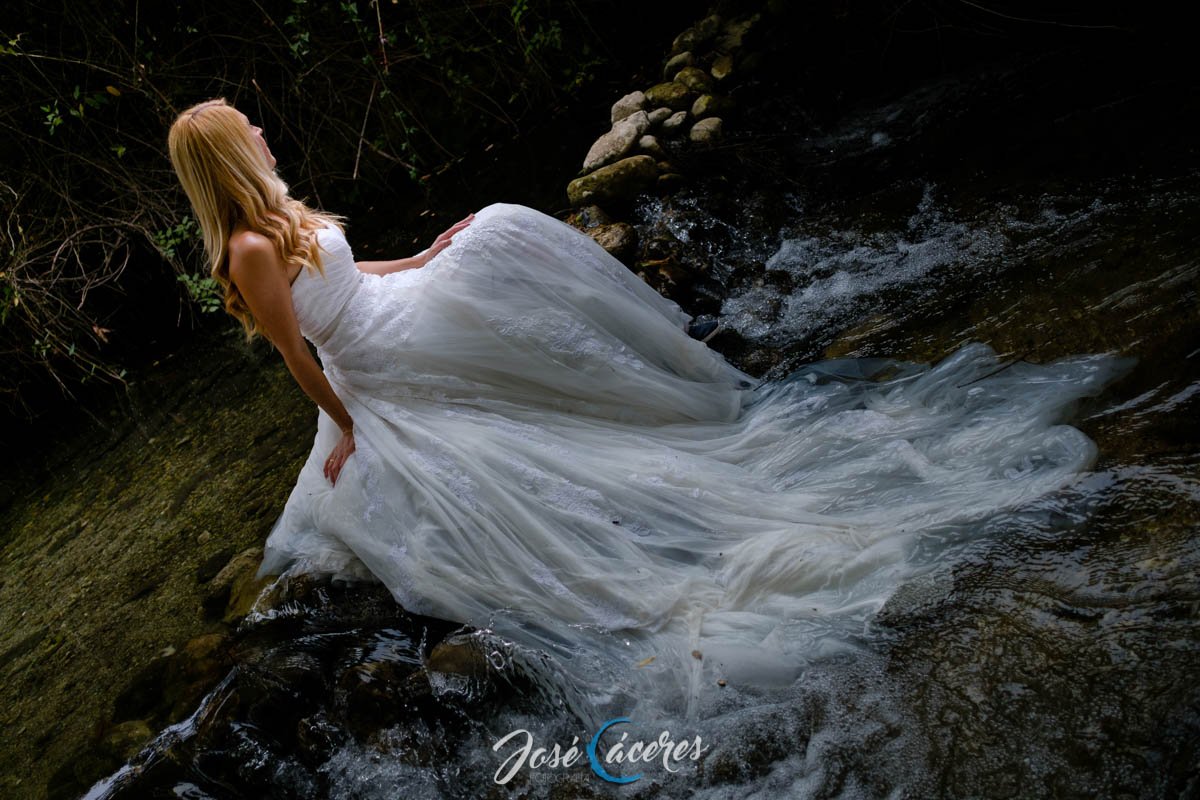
[325,426,356,486]
[420,212,475,265]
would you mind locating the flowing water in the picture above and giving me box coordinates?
[79,23,1200,800]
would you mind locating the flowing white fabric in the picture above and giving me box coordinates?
[256,202,1123,720]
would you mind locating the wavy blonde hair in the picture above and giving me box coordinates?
[167,98,344,342]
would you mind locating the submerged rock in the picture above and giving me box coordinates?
[586,222,638,262]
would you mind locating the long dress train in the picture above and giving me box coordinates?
[255,202,1123,721]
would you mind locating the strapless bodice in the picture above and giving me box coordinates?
[290,225,365,349]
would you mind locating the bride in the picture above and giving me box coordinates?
[167,98,1121,722]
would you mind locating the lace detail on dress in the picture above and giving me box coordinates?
[356,434,384,525]
[385,541,435,617]
[502,454,611,521]
[486,309,647,371]
[530,560,574,599]
[407,434,481,511]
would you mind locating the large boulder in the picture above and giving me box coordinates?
[567,155,658,207]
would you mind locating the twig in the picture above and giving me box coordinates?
[353,80,377,181]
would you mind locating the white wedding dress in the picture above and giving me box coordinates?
[255,202,1122,721]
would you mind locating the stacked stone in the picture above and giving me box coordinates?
[566,10,762,212]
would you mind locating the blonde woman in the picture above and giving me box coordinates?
[168,98,474,487]
[166,98,1121,721]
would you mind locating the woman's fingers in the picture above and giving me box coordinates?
[325,435,357,486]
[437,220,472,242]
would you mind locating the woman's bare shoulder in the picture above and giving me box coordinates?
[228,228,277,259]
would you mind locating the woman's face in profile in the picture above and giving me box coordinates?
[239,110,277,170]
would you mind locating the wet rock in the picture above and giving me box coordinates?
[663,50,695,81]
[296,712,350,764]
[166,632,234,720]
[739,346,783,377]
[337,658,429,737]
[609,90,645,124]
[98,719,154,763]
[640,256,691,293]
[692,93,735,120]
[647,106,673,126]
[643,230,683,260]
[567,155,658,207]
[675,65,713,94]
[661,110,690,136]
[179,632,232,682]
[690,117,724,144]
[586,222,638,262]
[202,546,274,623]
[644,81,695,112]
[427,633,492,681]
[637,134,666,160]
[565,204,611,230]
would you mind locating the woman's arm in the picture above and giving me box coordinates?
[354,212,476,276]
[228,232,356,484]
[355,252,430,276]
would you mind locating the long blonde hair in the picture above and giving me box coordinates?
[167,98,344,342]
